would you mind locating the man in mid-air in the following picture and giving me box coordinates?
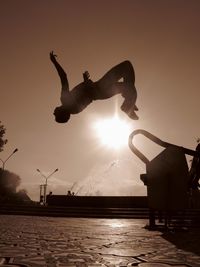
[50,51,138,123]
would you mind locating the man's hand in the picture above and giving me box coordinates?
[50,51,57,62]
[83,71,91,82]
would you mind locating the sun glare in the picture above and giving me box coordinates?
[94,116,132,149]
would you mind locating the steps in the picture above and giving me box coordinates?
[0,205,149,218]
[0,205,200,227]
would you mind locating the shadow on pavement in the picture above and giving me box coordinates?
[162,230,200,256]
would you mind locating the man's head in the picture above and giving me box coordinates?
[54,106,70,123]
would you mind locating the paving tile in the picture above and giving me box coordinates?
[0,216,199,266]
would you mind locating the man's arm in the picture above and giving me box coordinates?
[50,51,69,91]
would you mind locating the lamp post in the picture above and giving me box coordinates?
[0,148,18,170]
[37,168,58,205]
[39,184,44,205]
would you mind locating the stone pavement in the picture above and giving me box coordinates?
[0,215,200,267]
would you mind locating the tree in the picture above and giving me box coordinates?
[0,169,32,203]
[0,121,7,152]
[0,169,21,195]
[0,169,21,203]
[17,189,31,202]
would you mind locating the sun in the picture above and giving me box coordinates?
[94,116,132,149]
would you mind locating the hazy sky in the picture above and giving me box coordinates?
[0,0,200,200]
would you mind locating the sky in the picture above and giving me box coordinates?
[0,0,200,201]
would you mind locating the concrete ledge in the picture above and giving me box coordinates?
[46,195,148,208]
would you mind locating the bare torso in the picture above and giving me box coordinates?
[61,81,127,114]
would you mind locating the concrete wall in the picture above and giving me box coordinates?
[46,195,148,208]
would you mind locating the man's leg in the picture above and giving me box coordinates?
[120,83,138,119]
[96,61,138,119]
[97,60,135,88]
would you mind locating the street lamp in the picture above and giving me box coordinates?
[0,148,18,170]
[36,168,58,205]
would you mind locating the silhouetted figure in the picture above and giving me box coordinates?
[50,51,138,123]
[67,190,72,196]
[189,143,200,190]
[40,195,44,205]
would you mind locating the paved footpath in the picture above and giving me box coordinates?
[0,215,200,267]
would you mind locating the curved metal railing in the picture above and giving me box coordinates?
[128,129,199,164]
